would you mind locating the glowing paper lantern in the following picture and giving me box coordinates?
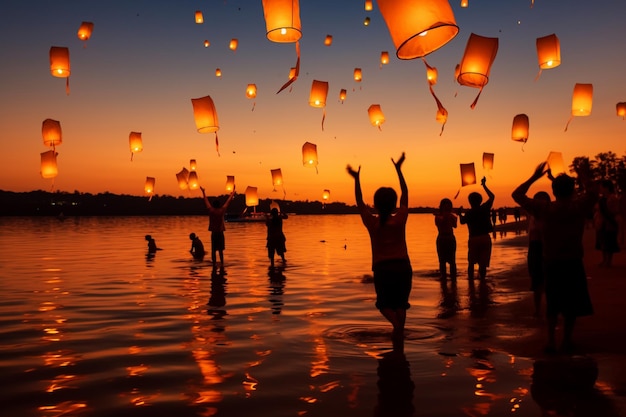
[188,171,199,190]
[229,39,238,51]
[262,0,302,93]
[324,35,333,46]
[322,189,330,201]
[617,102,626,119]
[365,0,373,11]
[215,68,222,77]
[460,162,476,187]
[77,21,94,43]
[195,11,204,24]
[42,119,62,148]
[364,17,371,26]
[353,68,362,82]
[176,167,190,190]
[191,95,220,154]
[245,84,257,99]
[436,107,448,136]
[204,40,210,48]
[368,104,385,129]
[310,80,329,130]
[49,46,70,94]
[40,150,58,179]
[536,34,561,80]
[339,89,347,103]
[565,83,593,131]
[190,159,197,171]
[226,175,235,192]
[457,33,499,109]
[289,67,297,79]
[245,186,259,207]
[380,51,389,68]
[482,152,494,171]
[377,0,459,60]
[512,114,529,144]
[461,0,469,7]
[271,168,283,191]
[302,142,318,169]
[547,151,566,175]
[129,131,142,161]
[145,177,156,196]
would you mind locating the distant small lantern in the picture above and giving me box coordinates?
[190,159,197,171]
[42,119,62,148]
[457,33,499,109]
[204,40,210,48]
[245,186,259,207]
[461,0,469,7]
[188,171,199,190]
[40,150,58,179]
[535,33,560,80]
[195,11,204,24]
[246,83,258,111]
[129,131,143,161]
[226,175,235,192]
[363,17,370,26]
[322,189,330,201]
[302,141,318,171]
[49,46,71,95]
[460,162,476,187]
[310,80,329,130]
[547,151,566,175]
[324,35,333,46]
[353,68,362,82]
[145,177,156,197]
[365,0,373,11]
[191,95,220,155]
[482,152,494,171]
[565,83,593,131]
[176,167,190,190]
[617,102,626,119]
[368,104,385,129]
[271,168,283,189]
[380,51,390,68]
[377,0,459,60]
[229,38,238,51]
[339,89,347,103]
[512,114,530,144]
[77,21,94,44]
[215,68,222,77]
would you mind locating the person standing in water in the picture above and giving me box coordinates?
[434,198,457,282]
[347,152,411,344]
[200,186,235,268]
[266,207,288,268]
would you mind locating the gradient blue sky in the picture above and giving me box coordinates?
[1,0,625,207]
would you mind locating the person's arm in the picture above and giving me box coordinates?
[481,176,495,206]
[392,152,408,208]
[200,186,211,209]
[346,164,365,209]
[512,162,547,207]
[222,188,236,209]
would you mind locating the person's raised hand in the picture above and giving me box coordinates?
[392,152,406,169]
[346,164,360,179]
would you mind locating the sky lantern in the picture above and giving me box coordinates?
[145,177,156,200]
[309,80,329,130]
[565,83,593,131]
[40,150,58,179]
[187,171,199,190]
[77,21,94,47]
[191,95,220,155]
[365,0,373,11]
[617,102,626,119]
[535,34,560,80]
[353,68,362,82]
[176,167,190,190]
[461,0,469,7]
[229,38,238,52]
[42,119,62,148]
[322,189,330,201]
[246,83,257,111]
[364,17,371,26]
[512,114,529,146]
[129,131,143,161]
[271,168,283,188]
[454,162,476,198]
[368,104,385,129]
[262,0,302,94]
[49,46,70,95]
[339,89,347,103]
[324,35,333,46]
[482,152,494,171]
[245,186,259,207]
[195,11,203,24]
[226,175,235,192]
[189,159,197,171]
[380,51,389,68]
[215,68,222,77]
[302,141,318,173]
[457,33,499,109]
[204,40,210,48]
[377,0,459,60]
[547,151,566,175]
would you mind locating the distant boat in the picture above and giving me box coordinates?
[225,209,267,223]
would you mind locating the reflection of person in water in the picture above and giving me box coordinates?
[437,278,459,319]
[207,269,227,320]
[268,267,286,315]
[374,349,415,417]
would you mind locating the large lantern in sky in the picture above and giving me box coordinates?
[226,175,235,192]
[40,150,58,179]
[262,0,302,93]
[271,168,283,188]
[176,167,190,190]
[195,11,204,24]
[457,33,499,109]
[129,131,143,161]
[245,186,259,207]
[77,21,94,44]
[565,83,593,131]
[368,104,385,129]
[460,163,476,187]
[49,46,70,95]
[309,80,329,130]
[187,171,199,190]
[42,119,62,148]
[377,0,459,59]
[512,114,529,144]
[547,151,566,175]
[535,33,560,80]
[482,152,494,171]
[617,102,626,119]
[191,95,220,154]
[302,142,318,171]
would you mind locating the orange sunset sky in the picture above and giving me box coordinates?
[1,0,625,208]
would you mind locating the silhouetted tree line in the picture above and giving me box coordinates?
[569,151,626,193]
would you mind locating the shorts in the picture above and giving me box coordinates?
[373,259,412,310]
[468,234,492,268]
[211,231,225,252]
[436,234,456,264]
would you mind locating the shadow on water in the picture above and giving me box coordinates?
[374,344,415,417]
[268,266,286,315]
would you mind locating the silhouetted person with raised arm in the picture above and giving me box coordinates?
[189,232,205,260]
[347,152,412,346]
[512,162,597,354]
[200,186,235,268]
[434,197,458,282]
[265,207,288,268]
[459,176,495,281]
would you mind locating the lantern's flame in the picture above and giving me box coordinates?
[546,60,553,66]
[419,31,428,37]
[280,28,287,35]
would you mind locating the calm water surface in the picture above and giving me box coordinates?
[1,214,541,416]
